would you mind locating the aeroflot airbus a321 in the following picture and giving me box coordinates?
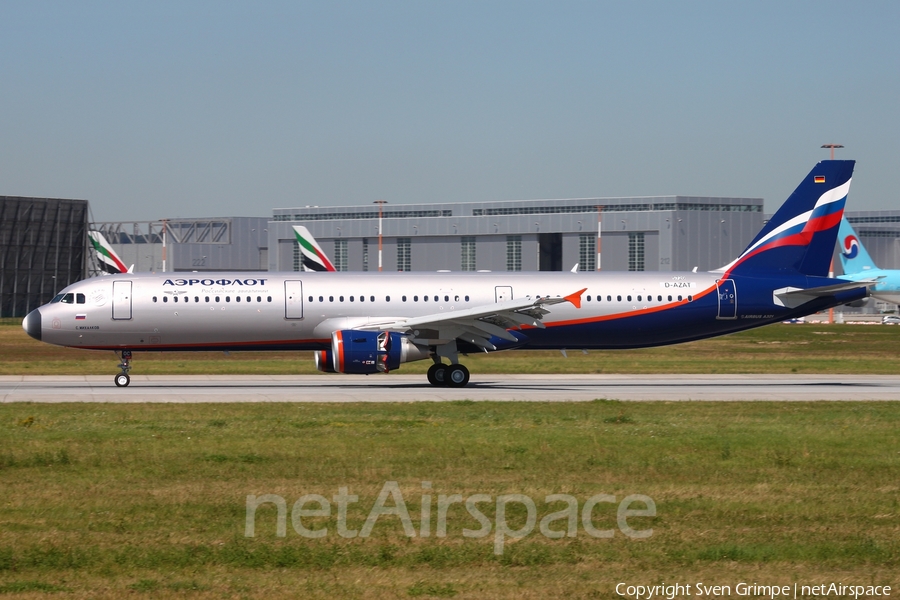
[23,160,871,388]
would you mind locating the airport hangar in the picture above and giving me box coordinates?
[90,201,900,279]
[6,195,898,319]
[91,195,768,276]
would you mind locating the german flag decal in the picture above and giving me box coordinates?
[814,175,826,183]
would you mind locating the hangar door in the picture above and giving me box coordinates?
[284,280,304,319]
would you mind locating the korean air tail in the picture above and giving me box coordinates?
[838,216,878,274]
[719,160,854,278]
[292,225,337,272]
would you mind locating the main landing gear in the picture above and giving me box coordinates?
[115,350,132,387]
[426,341,470,387]
[426,362,470,387]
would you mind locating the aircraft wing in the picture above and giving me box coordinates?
[359,288,586,350]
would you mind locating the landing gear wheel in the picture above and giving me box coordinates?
[114,373,131,387]
[446,364,470,387]
[427,364,448,386]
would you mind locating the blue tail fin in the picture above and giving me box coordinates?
[721,160,854,277]
[837,216,878,274]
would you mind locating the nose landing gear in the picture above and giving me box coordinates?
[115,350,132,387]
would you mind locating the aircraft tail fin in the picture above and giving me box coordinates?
[838,217,878,275]
[292,226,337,272]
[88,231,129,274]
[719,160,854,278]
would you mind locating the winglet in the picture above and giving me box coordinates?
[564,288,587,309]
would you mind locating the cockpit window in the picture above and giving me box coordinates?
[76,293,86,304]
[60,293,75,304]
[50,294,64,303]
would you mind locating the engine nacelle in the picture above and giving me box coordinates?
[325,330,429,374]
[314,350,336,373]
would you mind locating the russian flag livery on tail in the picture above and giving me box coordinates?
[720,160,853,278]
[23,160,874,388]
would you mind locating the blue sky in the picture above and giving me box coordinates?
[1,1,898,221]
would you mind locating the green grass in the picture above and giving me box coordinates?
[0,402,897,597]
[3,319,900,375]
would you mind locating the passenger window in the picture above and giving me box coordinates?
[627,295,632,302]
[174,296,179,303]
[607,295,611,302]
[76,293,86,304]
[247,296,251,303]
[402,296,407,302]
[386,296,391,302]
[350,296,354,302]
[318,296,323,302]
[688,295,693,302]
[215,296,220,302]
[587,295,591,302]
[359,295,364,302]
[465,296,469,302]
[370,296,375,302]
[454,295,459,302]
[267,296,272,302]
[444,295,448,302]
[153,296,158,303]
[163,296,168,303]
[617,295,622,302]
[678,295,682,301]
[195,296,199,302]
[236,296,240,302]
[308,296,313,302]
[339,296,344,302]
[423,295,428,302]
[257,296,262,302]
[637,295,641,302]
[414,296,418,302]
[668,295,672,301]
[205,296,210,302]
[329,296,334,302]
[226,296,231,302]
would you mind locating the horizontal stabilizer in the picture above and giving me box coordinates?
[773,280,877,308]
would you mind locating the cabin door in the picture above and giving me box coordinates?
[284,280,304,319]
[716,279,737,320]
[112,281,133,320]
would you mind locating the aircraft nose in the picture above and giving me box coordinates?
[22,308,42,341]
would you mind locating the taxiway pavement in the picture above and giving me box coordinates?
[2,374,899,402]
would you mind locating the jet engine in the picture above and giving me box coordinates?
[314,350,336,373]
[315,330,429,374]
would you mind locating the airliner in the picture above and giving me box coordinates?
[88,231,131,274]
[23,160,869,388]
[293,225,337,272]
[837,217,900,304]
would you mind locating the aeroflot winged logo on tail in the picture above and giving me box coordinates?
[842,235,860,259]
